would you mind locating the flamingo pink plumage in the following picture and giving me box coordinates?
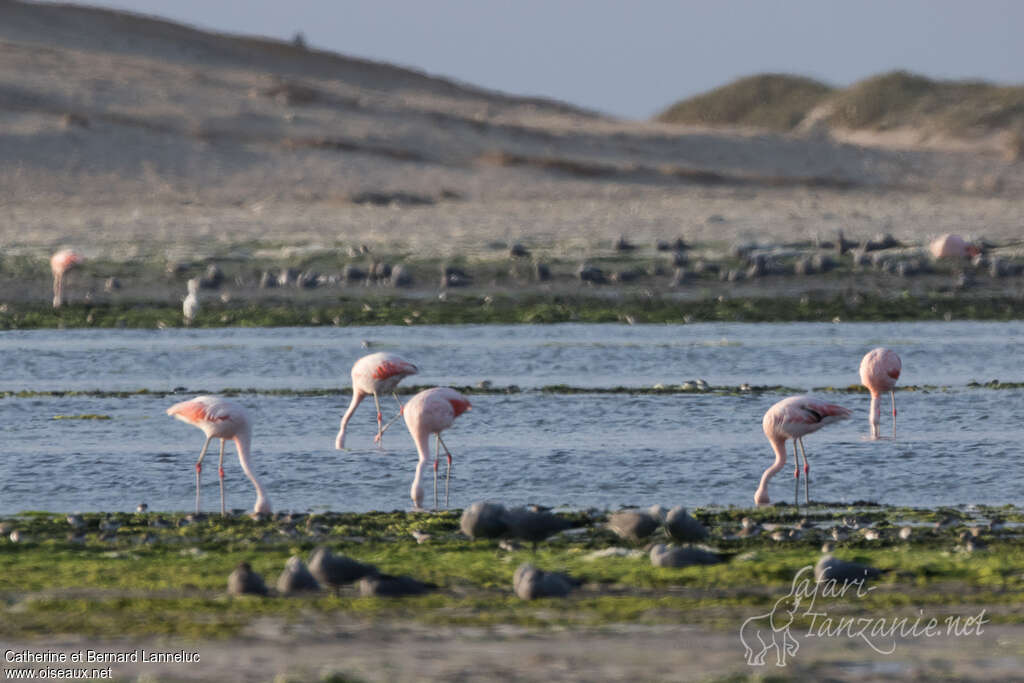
[859,347,901,439]
[167,396,271,516]
[336,352,419,449]
[929,234,979,260]
[403,387,471,509]
[756,396,852,506]
[50,249,82,308]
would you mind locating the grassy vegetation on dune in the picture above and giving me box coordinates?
[2,292,1024,329]
[656,74,834,131]
[0,506,1021,639]
[657,69,1024,138]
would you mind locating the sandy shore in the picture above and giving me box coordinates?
[6,619,1023,682]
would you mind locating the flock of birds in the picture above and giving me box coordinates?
[165,346,901,516]
[48,247,908,515]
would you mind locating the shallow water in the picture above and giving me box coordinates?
[1,322,1022,513]
[1,321,1022,392]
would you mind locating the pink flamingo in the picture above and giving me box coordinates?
[403,387,471,509]
[167,396,271,516]
[929,234,979,260]
[50,249,82,308]
[756,396,851,506]
[336,352,418,449]
[859,347,901,439]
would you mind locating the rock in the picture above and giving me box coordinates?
[607,507,661,543]
[533,261,551,281]
[814,555,882,583]
[103,277,120,292]
[276,556,320,594]
[649,544,722,568]
[513,563,575,600]
[359,574,436,597]
[227,562,268,596]
[308,546,377,591]
[460,502,508,539]
[664,506,709,544]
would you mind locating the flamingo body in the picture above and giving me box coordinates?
[167,396,271,515]
[403,387,471,508]
[929,234,978,260]
[756,396,851,506]
[859,347,901,439]
[50,249,82,308]
[335,352,418,449]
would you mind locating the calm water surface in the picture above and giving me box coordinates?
[1,322,1022,512]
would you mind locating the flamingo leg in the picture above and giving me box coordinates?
[798,438,810,504]
[432,433,440,510]
[194,435,213,514]
[793,440,800,507]
[891,390,897,439]
[218,439,227,516]
[376,393,406,440]
[372,392,384,447]
[437,433,454,509]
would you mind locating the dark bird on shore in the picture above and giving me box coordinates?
[607,506,662,543]
[664,506,709,544]
[227,562,268,596]
[814,555,882,582]
[503,506,571,550]
[359,574,436,597]
[513,563,576,600]
[277,556,320,594]
[460,501,509,539]
[649,544,723,568]
[308,546,377,593]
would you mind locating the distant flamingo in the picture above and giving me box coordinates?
[182,277,200,326]
[756,396,852,506]
[929,234,979,260]
[403,387,471,509]
[167,396,271,516]
[859,347,901,439]
[335,352,418,449]
[50,249,82,308]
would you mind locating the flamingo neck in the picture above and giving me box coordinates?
[755,434,789,504]
[233,431,270,514]
[409,425,433,508]
[336,390,366,447]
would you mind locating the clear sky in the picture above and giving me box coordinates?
[49,0,1024,119]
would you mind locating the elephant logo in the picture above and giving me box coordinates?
[739,566,814,666]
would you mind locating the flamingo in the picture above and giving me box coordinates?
[50,249,82,308]
[859,347,901,439]
[335,352,418,449]
[166,396,271,516]
[182,277,200,326]
[756,396,851,507]
[403,387,471,509]
[929,234,979,260]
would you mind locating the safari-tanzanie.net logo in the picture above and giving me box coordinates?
[739,559,989,667]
